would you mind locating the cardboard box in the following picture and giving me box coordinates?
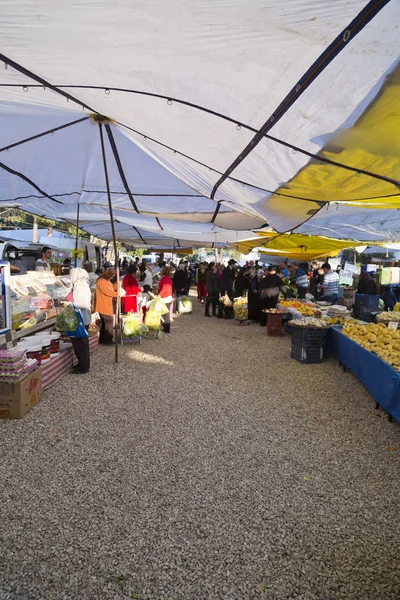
[0,367,42,419]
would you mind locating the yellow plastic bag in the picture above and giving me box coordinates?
[233,294,248,321]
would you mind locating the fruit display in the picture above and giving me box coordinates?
[326,316,347,325]
[376,312,400,323]
[342,322,400,370]
[289,317,328,328]
[263,309,288,314]
[279,299,316,316]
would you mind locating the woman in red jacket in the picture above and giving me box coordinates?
[158,266,173,333]
[121,265,141,314]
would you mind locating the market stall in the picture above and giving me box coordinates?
[325,325,400,422]
[0,263,100,417]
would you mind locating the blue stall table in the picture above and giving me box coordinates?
[325,327,400,423]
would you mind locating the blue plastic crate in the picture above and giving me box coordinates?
[355,294,380,309]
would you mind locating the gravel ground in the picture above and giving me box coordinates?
[1,294,400,600]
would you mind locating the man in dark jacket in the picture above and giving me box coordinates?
[205,263,219,317]
[234,267,251,297]
[173,264,189,296]
[218,259,236,318]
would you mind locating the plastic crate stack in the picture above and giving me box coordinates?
[291,326,329,364]
[353,294,380,322]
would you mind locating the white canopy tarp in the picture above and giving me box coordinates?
[0,0,399,241]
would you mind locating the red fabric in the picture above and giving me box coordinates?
[197,283,207,301]
[121,274,140,313]
[158,276,173,298]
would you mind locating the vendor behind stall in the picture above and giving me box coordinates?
[320,263,340,304]
[291,262,308,299]
[35,247,52,271]
[357,271,377,296]
[381,285,397,311]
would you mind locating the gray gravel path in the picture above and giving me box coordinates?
[1,295,400,600]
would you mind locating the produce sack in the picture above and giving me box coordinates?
[65,305,88,339]
[123,313,148,337]
[220,294,233,308]
[147,295,169,315]
[56,304,79,332]
[178,295,192,314]
[144,310,162,331]
[233,294,248,321]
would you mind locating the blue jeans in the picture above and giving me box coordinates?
[323,294,338,305]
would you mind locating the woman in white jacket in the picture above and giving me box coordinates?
[70,268,91,374]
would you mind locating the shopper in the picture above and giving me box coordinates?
[381,285,397,311]
[196,263,207,303]
[158,266,173,333]
[121,257,129,272]
[36,246,52,271]
[291,262,308,299]
[62,257,72,275]
[219,259,236,318]
[121,265,141,314]
[259,266,287,325]
[173,263,189,306]
[139,264,153,289]
[184,260,192,294]
[248,269,264,320]
[70,268,91,374]
[205,262,219,317]
[94,268,121,345]
[320,263,340,304]
[279,261,289,278]
[234,266,251,297]
[309,260,323,299]
[357,271,377,296]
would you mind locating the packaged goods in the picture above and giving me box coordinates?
[220,294,233,307]
[123,314,148,337]
[178,296,192,314]
[144,310,161,331]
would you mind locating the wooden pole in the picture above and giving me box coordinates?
[74,202,80,268]
[98,121,119,364]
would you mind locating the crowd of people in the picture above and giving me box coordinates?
[65,253,398,374]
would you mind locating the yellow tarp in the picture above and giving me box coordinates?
[232,233,356,260]
[262,62,400,223]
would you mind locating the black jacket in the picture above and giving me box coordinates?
[206,270,219,293]
[259,274,287,298]
[357,278,377,296]
[234,274,251,297]
[173,269,189,291]
[221,266,235,297]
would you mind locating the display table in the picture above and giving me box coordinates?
[41,334,99,390]
[325,327,400,422]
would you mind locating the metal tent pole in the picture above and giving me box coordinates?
[98,120,119,364]
[74,201,80,268]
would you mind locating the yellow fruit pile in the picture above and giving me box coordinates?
[279,300,316,316]
[342,322,400,370]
